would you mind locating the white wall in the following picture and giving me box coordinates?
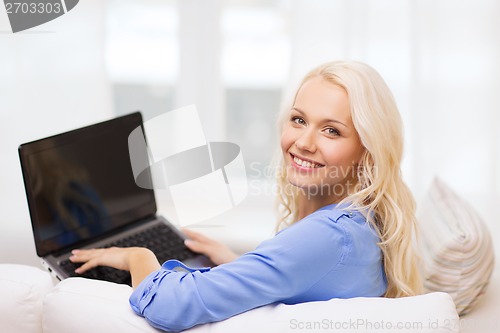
[0,0,113,266]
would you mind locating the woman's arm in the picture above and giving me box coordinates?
[182,228,238,265]
[70,247,161,288]
[127,212,349,332]
[70,210,351,332]
[69,229,237,287]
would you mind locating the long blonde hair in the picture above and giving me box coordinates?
[275,61,423,298]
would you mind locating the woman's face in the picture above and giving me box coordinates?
[280,76,365,197]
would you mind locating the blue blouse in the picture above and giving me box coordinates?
[129,204,387,332]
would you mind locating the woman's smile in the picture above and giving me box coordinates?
[289,153,325,171]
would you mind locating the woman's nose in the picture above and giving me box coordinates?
[294,129,316,152]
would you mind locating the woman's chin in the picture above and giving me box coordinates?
[286,177,318,192]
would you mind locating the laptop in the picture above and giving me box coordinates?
[18,112,213,285]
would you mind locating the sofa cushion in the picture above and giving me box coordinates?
[43,277,459,333]
[0,264,53,333]
[418,178,495,316]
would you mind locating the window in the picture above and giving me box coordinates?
[105,0,291,180]
[105,0,177,120]
[222,1,290,177]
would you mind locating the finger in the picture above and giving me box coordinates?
[184,239,210,254]
[182,228,212,243]
[69,255,84,263]
[75,260,99,274]
[69,253,89,263]
[69,249,102,263]
[181,228,200,238]
[184,239,214,257]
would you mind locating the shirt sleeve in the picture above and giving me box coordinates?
[129,210,350,332]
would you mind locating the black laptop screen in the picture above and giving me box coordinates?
[19,112,157,257]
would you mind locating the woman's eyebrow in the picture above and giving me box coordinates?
[291,107,348,128]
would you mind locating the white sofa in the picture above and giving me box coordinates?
[2,179,497,333]
[0,263,470,333]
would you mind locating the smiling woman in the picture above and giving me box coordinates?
[281,77,365,212]
[276,61,422,298]
[70,61,422,332]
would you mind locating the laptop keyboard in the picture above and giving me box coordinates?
[59,223,198,285]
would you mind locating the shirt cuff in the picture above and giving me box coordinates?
[129,269,166,315]
[128,259,211,316]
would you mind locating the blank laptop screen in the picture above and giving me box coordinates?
[19,112,156,257]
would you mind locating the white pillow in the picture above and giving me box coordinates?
[0,264,53,333]
[43,277,459,333]
[418,178,495,315]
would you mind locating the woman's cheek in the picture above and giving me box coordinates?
[280,128,293,152]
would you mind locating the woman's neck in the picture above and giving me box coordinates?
[294,177,359,220]
[296,193,342,220]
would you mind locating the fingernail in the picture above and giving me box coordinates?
[184,239,192,246]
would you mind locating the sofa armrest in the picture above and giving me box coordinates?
[190,292,460,333]
[0,264,54,333]
[42,278,162,333]
[43,277,459,333]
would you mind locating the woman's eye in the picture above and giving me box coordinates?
[291,117,305,125]
[325,128,341,136]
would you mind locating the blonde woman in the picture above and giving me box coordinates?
[70,61,423,331]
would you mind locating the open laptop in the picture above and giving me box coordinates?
[18,112,213,285]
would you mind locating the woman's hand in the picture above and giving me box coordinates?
[183,229,238,266]
[70,247,161,288]
[70,247,146,273]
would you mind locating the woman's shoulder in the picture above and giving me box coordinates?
[275,204,376,245]
[299,204,379,242]
[305,203,366,225]
[278,204,357,239]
